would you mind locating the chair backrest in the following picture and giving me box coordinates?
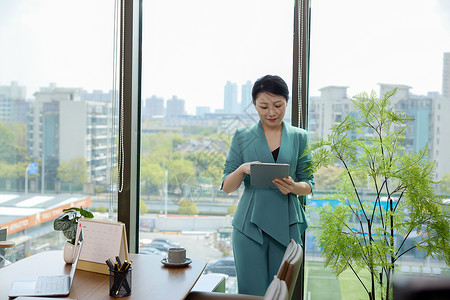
[263,276,288,300]
[276,239,303,300]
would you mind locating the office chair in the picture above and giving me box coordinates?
[276,239,303,300]
[186,239,303,300]
[186,275,288,300]
[393,274,450,300]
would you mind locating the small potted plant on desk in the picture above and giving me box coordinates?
[54,206,93,263]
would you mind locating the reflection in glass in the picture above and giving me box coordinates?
[140,0,294,293]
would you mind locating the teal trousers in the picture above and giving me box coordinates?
[232,229,286,296]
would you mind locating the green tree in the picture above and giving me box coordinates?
[307,89,450,300]
[313,166,344,191]
[439,173,450,196]
[166,159,196,191]
[140,200,148,215]
[227,204,237,215]
[140,158,164,187]
[199,165,224,186]
[57,156,88,184]
[178,199,198,215]
[95,205,108,213]
[0,122,16,162]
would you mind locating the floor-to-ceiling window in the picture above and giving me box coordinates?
[138,0,295,293]
[0,0,117,263]
[305,0,450,299]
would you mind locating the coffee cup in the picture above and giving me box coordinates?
[167,248,186,264]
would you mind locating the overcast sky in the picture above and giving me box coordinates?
[1,0,449,114]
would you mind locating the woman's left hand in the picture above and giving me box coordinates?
[272,176,296,195]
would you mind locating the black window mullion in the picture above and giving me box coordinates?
[118,0,142,254]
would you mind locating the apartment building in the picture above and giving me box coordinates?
[27,85,115,188]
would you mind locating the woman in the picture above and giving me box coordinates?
[221,75,314,296]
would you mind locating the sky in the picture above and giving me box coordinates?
[0,0,449,114]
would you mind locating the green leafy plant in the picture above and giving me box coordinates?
[178,199,199,215]
[307,89,450,300]
[53,206,94,245]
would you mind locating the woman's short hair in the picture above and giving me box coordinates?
[252,75,289,103]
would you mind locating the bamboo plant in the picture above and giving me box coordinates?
[307,89,450,300]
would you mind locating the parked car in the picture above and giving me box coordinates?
[139,247,165,256]
[148,241,172,252]
[152,238,181,248]
[204,255,236,277]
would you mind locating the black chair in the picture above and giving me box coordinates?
[393,274,450,300]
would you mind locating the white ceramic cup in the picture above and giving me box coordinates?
[167,247,186,263]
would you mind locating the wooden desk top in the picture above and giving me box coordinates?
[0,250,206,300]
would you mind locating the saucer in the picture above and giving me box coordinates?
[161,257,192,268]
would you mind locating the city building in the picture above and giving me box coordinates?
[166,95,186,117]
[240,80,253,111]
[27,84,115,189]
[431,97,450,180]
[144,95,165,119]
[224,81,238,114]
[195,106,210,116]
[308,86,352,140]
[0,82,28,124]
[308,84,434,166]
[0,81,26,101]
[442,52,450,98]
[80,89,113,103]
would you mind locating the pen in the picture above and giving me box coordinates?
[116,262,132,294]
[115,256,122,270]
[106,258,115,270]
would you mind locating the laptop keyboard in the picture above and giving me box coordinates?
[36,275,69,294]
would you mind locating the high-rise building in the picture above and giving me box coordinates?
[442,52,450,98]
[196,106,210,116]
[80,89,113,103]
[144,95,165,118]
[0,81,26,100]
[27,85,115,188]
[308,86,351,139]
[166,95,185,117]
[224,81,238,114]
[241,80,253,111]
[431,97,450,180]
[0,82,28,124]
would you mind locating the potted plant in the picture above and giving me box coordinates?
[307,89,450,300]
[54,206,93,263]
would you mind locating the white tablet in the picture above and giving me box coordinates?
[250,163,290,187]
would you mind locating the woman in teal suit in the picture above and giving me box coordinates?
[222,75,314,296]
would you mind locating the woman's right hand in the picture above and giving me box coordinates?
[239,161,261,175]
[222,161,260,194]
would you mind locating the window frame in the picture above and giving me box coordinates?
[119,0,311,297]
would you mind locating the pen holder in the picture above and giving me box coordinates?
[109,267,132,297]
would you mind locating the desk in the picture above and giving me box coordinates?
[0,251,206,300]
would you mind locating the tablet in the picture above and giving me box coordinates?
[250,163,290,187]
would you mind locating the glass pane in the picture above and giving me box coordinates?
[140,0,294,293]
[0,0,117,264]
[307,0,450,299]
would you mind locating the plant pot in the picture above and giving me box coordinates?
[63,241,79,264]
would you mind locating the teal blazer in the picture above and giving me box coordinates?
[223,120,314,247]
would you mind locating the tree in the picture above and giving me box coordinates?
[57,156,88,185]
[178,199,198,215]
[313,166,344,191]
[140,200,148,215]
[439,173,450,196]
[140,158,164,188]
[0,122,17,162]
[307,89,450,300]
[166,159,196,192]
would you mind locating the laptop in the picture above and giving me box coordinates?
[8,240,83,297]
